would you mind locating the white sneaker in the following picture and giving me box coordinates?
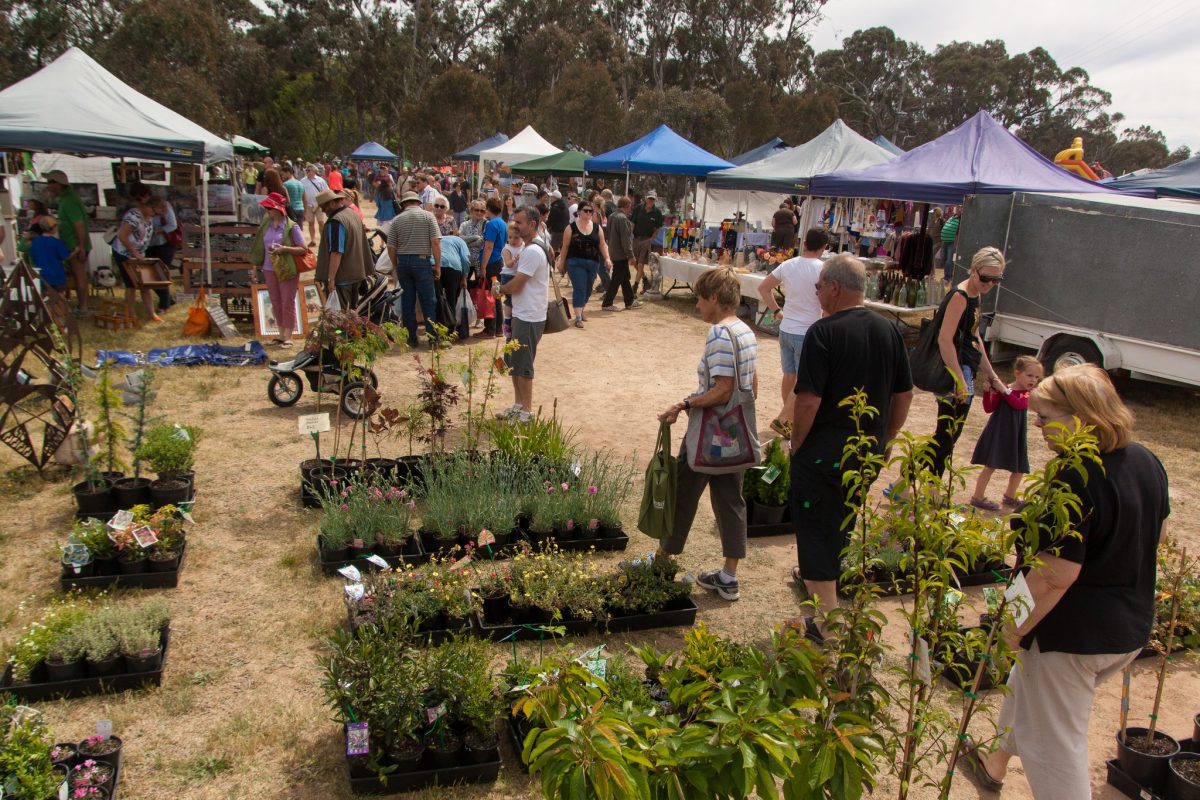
[516,410,533,424]
[496,403,524,421]
[601,305,622,312]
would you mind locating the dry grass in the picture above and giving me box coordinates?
[1,265,1196,799]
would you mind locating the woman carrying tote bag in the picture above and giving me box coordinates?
[653,267,759,602]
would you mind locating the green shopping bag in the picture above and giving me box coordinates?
[637,422,677,540]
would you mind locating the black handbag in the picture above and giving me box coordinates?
[910,292,957,394]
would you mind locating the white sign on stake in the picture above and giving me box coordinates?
[1005,572,1036,629]
[344,584,365,601]
[298,413,331,435]
[365,554,390,569]
[337,565,363,583]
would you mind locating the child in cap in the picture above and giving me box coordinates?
[20,223,71,294]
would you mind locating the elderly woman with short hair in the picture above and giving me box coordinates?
[655,268,758,602]
[965,363,1170,800]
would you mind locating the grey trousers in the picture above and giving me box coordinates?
[658,445,748,560]
[997,640,1140,800]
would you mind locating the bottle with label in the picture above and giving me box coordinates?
[916,279,927,306]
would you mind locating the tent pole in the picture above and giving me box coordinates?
[201,168,212,286]
[699,180,708,250]
[625,167,629,196]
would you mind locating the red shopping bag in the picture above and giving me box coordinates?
[471,286,495,320]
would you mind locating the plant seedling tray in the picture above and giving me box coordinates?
[599,596,699,634]
[0,627,170,701]
[345,751,501,795]
[472,611,592,642]
[838,567,1012,599]
[60,541,188,591]
[318,535,431,575]
[1107,758,1165,800]
[507,716,531,774]
[553,529,630,553]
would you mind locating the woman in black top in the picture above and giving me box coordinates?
[929,246,1005,475]
[556,200,613,329]
[966,364,1170,799]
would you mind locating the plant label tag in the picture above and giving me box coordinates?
[571,460,581,477]
[171,425,191,442]
[425,703,447,724]
[177,502,196,524]
[914,635,931,687]
[761,465,781,484]
[346,721,369,756]
[344,584,365,601]
[943,588,963,613]
[365,554,390,569]
[96,720,113,739]
[587,658,607,680]
[298,413,331,435]
[107,510,134,530]
[461,368,471,387]
[337,565,363,583]
[1005,572,1035,629]
[477,529,496,547]
[450,555,472,571]
[131,526,158,549]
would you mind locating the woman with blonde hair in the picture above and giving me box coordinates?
[966,363,1169,800]
[927,246,1006,476]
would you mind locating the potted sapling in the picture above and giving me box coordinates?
[61,537,94,578]
[461,661,506,764]
[744,436,788,525]
[114,367,159,508]
[137,423,200,506]
[55,339,114,514]
[92,361,127,485]
[75,518,116,575]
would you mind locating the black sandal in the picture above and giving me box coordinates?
[963,737,1004,792]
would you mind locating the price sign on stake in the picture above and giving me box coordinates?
[337,565,363,583]
[298,413,331,436]
[425,703,447,724]
[346,722,369,756]
[478,529,496,547]
[344,584,365,601]
[365,554,390,569]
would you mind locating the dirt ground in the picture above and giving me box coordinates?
[1,207,1197,799]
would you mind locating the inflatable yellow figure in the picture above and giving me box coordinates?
[1055,137,1101,180]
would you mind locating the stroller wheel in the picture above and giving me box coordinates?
[268,373,304,407]
[340,381,369,419]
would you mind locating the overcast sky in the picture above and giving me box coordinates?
[809,0,1200,153]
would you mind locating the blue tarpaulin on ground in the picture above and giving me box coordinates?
[97,341,268,367]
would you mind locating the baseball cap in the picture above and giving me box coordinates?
[521,183,537,194]
[644,190,658,200]
[44,170,69,186]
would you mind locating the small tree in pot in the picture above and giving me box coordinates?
[136,423,200,505]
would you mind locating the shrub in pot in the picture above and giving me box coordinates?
[119,622,163,673]
[78,618,122,677]
[73,519,117,574]
[44,628,87,682]
[0,699,63,799]
[136,423,201,504]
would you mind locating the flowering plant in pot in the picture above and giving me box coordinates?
[5,593,95,683]
[318,474,415,560]
[69,758,114,788]
[76,733,122,764]
[603,555,690,616]
[0,700,62,799]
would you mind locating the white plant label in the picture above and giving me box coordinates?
[131,526,159,549]
[587,658,608,680]
[344,584,365,601]
[365,554,390,569]
[96,720,113,739]
[298,413,331,435]
[1005,572,1035,629]
[425,703,447,724]
[571,460,581,477]
[914,634,931,688]
[337,565,363,583]
[107,510,134,530]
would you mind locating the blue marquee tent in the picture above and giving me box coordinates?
[872,135,906,156]
[809,111,1151,204]
[730,137,790,166]
[349,141,398,160]
[585,125,733,177]
[451,133,508,160]
[1106,153,1200,199]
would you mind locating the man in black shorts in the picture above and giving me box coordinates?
[789,254,913,639]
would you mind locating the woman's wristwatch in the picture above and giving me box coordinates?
[682,398,692,410]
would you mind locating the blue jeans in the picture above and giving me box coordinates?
[395,254,437,346]
[566,257,599,312]
[941,241,957,281]
[779,331,805,375]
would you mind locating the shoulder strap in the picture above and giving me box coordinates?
[721,324,748,403]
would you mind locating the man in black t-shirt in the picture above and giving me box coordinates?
[789,255,913,639]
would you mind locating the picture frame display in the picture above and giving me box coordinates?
[250,284,305,339]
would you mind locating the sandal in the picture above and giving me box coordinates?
[790,566,814,607]
[962,737,1005,791]
[970,497,1001,511]
[1001,495,1020,507]
[769,418,792,439]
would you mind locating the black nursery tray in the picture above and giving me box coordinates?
[507,716,531,774]
[0,627,170,702]
[76,491,198,522]
[347,607,476,646]
[345,752,502,795]
[1107,758,1164,800]
[599,596,699,634]
[546,528,630,553]
[318,535,431,575]
[60,541,188,591]
[746,502,792,538]
[472,612,593,643]
[838,565,1012,599]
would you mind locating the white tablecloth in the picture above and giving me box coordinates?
[658,255,769,300]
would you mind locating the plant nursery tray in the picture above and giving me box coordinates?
[60,541,188,591]
[838,567,1011,599]
[746,502,792,538]
[0,627,170,702]
[598,596,699,634]
[318,535,431,575]
[75,490,197,522]
[472,612,593,642]
[553,529,630,553]
[345,751,501,795]
[1106,758,1164,800]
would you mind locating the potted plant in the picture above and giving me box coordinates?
[147,506,185,572]
[51,742,78,767]
[92,361,127,485]
[114,367,158,508]
[119,622,162,673]
[1169,751,1200,799]
[110,526,148,575]
[477,566,512,624]
[136,423,200,506]
[743,436,788,524]
[76,733,123,771]
[69,786,109,799]
[69,758,115,789]
[74,519,117,574]
[0,701,63,799]
[79,618,121,678]
[44,628,86,682]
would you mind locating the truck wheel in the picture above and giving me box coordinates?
[1042,337,1103,375]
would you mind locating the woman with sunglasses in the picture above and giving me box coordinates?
[928,246,1006,476]
[556,201,613,328]
[432,195,455,236]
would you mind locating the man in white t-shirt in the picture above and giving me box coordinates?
[417,174,440,210]
[756,227,829,437]
[496,205,550,423]
[301,164,330,241]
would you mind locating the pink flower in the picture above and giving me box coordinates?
[329,480,339,487]
[339,503,349,512]
[406,500,416,510]
[369,487,384,500]
[587,485,598,495]
[561,482,569,491]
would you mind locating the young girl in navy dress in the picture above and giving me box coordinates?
[969,355,1044,510]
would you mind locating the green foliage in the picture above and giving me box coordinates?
[1156,536,1200,650]
[485,410,578,468]
[73,518,114,558]
[0,701,61,800]
[135,423,201,477]
[93,361,128,474]
[419,453,522,541]
[120,367,159,478]
[743,436,790,506]
[318,473,414,550]
[5,594,95,681]
[604,556,690,615]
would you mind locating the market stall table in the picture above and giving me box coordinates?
[865,299,937,329]
[658,255,777,329]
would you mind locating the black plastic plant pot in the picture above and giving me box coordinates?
[305,465,348,497]
[112,476,153,509]
[73,480,114,514]
[387,740,426,775]
[425,731,463,770]
[150,477,191,507]
[462,729,500,765]
[117,556,147,575]
[85,655,123,678]
[44,658,85,682]
[77,737,123,772]
[1118,727,1180,795]
[62,559,95,578]
[92,554,118,575]
[51,743,78,767]
[1195,713,1200,748]
[124,649,162,673]
[148,551,181,572]
[482,594,510,625]
[750,500,787,524]
[1169,752,1200,800]
[363,458,397,480]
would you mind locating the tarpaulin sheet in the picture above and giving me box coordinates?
[97,341,268,367]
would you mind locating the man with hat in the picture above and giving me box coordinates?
[631,190,663,295]
[301,164,330,242]
[315,189,371,310]
[386,191,443,348]
[518,182,538,209]
[43,170,92,315]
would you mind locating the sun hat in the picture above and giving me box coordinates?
[314,189,342,207]
[258,192,289,213]
[399,191,421,205]
[44,170,70,186]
